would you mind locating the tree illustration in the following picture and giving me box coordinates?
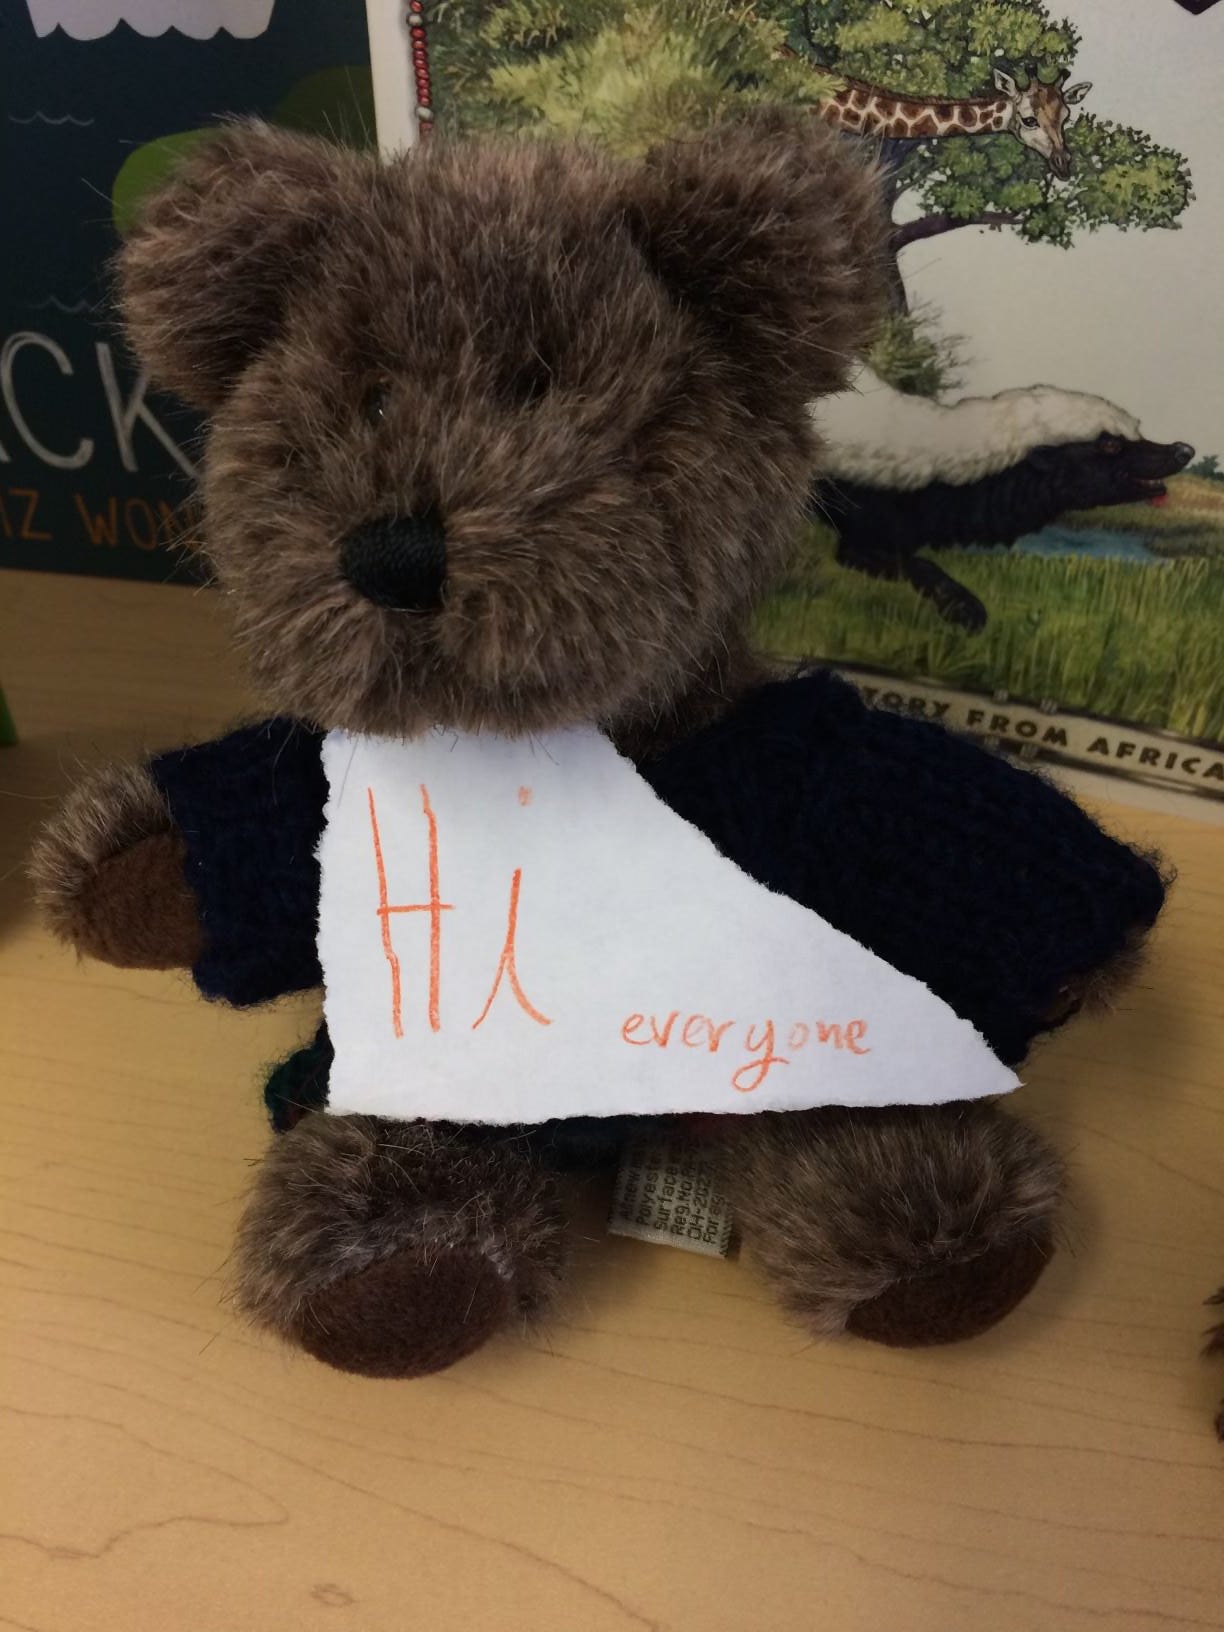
[429,1,836,152]
[430,0,1193,308]
[747,1,1192,302]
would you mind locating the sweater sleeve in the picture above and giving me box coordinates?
[638,670,1166,1067]
[149,719,327,1007]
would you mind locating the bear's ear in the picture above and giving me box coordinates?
[118,121,371,409]
[623,111,888,399]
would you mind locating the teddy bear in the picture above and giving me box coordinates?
[30,115,1167,1379]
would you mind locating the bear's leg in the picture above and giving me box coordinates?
[711,1101,1062,1346]
[234,1113,567,1378]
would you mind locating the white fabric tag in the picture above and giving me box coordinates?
[316,728,1019,1123]
[608,1138,735,1258]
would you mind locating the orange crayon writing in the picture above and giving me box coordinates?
[471,867,552,1030]
[731,1020,788,1094]
[789,1019,871,1056]
[621,1011,683,1047]
[620,1010,871,1092]
[368,783,454,1037]
[368,787,403,1039]
[682,1014,736,1052]
[844,1020,870,1056]
[369,782,550,1038]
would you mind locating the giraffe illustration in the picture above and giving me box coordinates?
[816,68,1092,180]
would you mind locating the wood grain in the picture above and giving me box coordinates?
[1,568,1222,1632]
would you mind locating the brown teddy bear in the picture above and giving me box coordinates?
[30,116,1166,1379]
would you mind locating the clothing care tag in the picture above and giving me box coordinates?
[608,1137,735,1259]
[316,728,1019,1123]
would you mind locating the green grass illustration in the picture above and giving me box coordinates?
[757,511,1224,742]
[1062,473,1224,559]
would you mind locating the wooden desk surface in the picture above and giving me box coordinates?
[2,568,1222,1632]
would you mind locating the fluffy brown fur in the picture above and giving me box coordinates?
[27,761,202,967]
[1067,912,1164,1011]
[233,1114,566,1377]
[1040,894,1167,1027]
[712,1102,1064,1341]
[119,124,371,411]
[119,117,887,741]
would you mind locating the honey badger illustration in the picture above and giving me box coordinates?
[810,368,1194,631]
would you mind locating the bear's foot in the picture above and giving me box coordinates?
[713,1101,1063,1347]
[234,1114,566,1377]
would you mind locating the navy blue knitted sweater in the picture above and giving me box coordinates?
[151,671,1164,1084]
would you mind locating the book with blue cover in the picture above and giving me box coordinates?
[0,0,373,583]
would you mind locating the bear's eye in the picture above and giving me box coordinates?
[361,374,395,426]
[1100,436,1124,456]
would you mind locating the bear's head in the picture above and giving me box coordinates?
[121,117,885,739]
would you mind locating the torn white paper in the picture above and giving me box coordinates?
[317,728,1019,1122]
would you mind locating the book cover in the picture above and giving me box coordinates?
[0,0,374,583]
[421,0,1223,805]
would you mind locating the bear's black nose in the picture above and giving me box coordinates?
[1172,442,1195,469]
[340,511,447,612]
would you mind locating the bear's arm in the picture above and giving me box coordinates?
[32,720,326,1008]
[638,669,1166,1067]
